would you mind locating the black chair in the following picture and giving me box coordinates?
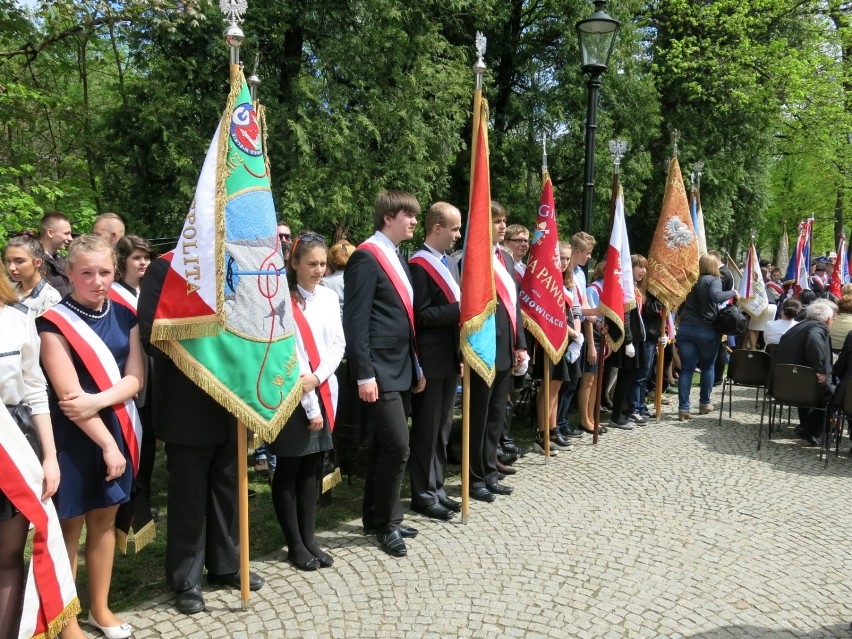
[718,350,771,427]
[823,380,850,467]
[759,364,829,451]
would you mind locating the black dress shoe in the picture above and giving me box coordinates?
[286,553,320,571]
[377,530,407,557]
[470,486,496,502]
[313,551,334,568]
[207,570,264,591]
[496,459,517,475]
[486,482,514,495]
[795,427,820,447]
[175,585,205,615]
[412,502,455,521]
[367,522,420,537]
[497,451,519,466]
[501,442,526,457]
[438,496,461,512]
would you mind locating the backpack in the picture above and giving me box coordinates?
[714,304,749,337]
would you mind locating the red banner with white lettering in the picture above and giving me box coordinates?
[520,171,569,363]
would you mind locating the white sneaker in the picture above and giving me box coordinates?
[628,412,649,425]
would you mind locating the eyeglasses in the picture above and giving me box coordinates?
[507,238,529,244]
[279,233,292,241]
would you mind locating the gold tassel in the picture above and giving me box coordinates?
[521,314,569,364]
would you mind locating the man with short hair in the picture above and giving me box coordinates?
[769,298,836,446]
[467,202,526,502]
[503,224,529,278]
[38,211,72,297]
[343,190,424,557]
[92,212,126,246]
[408,202,462,521]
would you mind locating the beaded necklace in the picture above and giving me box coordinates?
[66,297,110,321]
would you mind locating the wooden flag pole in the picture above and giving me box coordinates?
[655,311,666,424]
[593,344,607,445]
[461,366,470,524]
[236,422,251,608]
[543,360,551,463]
[223,2,250,610]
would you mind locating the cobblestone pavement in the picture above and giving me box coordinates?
[120,385,852,638]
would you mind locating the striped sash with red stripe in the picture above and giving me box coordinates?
[292,303,336,431]
[41,304,142,476]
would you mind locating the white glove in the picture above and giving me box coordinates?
[658,335,669,347]
[625,343,636,358]
[513,351,530,376]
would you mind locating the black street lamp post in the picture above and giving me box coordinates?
[576,0,621,235]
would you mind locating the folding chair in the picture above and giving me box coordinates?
[718,350,771,427]
[822,380,850,468]
[759,364,829,452]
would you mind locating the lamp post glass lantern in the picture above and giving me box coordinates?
[577,0,620,236]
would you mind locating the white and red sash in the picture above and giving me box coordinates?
[588,281,603,299]
[0,408,79,639]
[408,250,460,304]
[493,248,518,338]
[292,303,336,432]
[108,282,137,315]
[41,304,142,476]
[358,240,416,337]
[766,281,784,295]
[514,261,526,279]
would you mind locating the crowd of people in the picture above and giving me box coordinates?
[1,199,849,638]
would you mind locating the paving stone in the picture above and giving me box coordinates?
[115,385,852,637]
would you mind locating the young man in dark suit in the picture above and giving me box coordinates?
[138,257,264,615]
[468,201,527,503]
[408,202,463,521]
[343,190,425,557]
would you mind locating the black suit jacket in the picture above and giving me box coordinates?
[769,318,833,393]
[137,257,236,446]
[409,246,461,379]
[343,246,418,393]
[494,248,526,372]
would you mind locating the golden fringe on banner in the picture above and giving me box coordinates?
[461,299,497,386]
[599,304,626,352]
[156,339,302,444]
[32,597,81,639]
[131,519,157,553]
[521,314,569,365]
[322,468,341,493]
[115,528,128,555]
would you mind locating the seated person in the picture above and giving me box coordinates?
[763,298,801,346]
[769,299,837,446]
[829,294,852,348]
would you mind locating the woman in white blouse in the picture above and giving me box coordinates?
[269,232,345,571]
[0,265,66,638]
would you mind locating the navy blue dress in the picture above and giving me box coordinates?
[37,297,137,520]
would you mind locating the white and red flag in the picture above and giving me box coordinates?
[599,186,635,351]
[737,241,768,318]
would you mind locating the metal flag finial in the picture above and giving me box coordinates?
[692,160,704,192]
[608,139,627,175]
[671,129,680,158]
[474,32,487,90]
[220,0,247,23]
[542,131,548,171]
[247,54,261,101]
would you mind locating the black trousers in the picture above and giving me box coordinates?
[362,390,411,533]
[164,441,239,592]
[469,367,512,489]
[410,375,458,507]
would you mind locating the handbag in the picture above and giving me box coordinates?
[6,401,43,462]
